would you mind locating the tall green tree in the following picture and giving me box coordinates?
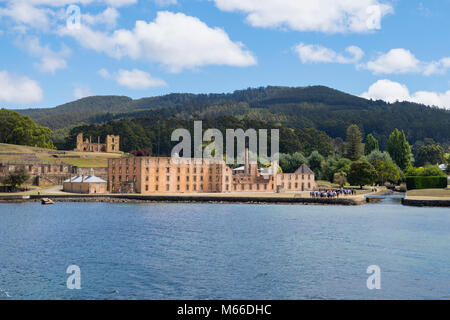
[415,144,445,166]
[365,133,379,155]
[387,129,412,170]
[279,152,307,173]
[307,151,324,176]
[333,171,347,188]
[0,109,55,149]
[345,124,364,161]
[366,150,394,165]
[446,153,450,174]
[295,128,334,157]
[373,160,400,185]
[348,160,377,188]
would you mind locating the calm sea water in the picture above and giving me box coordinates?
[0,198,449,300]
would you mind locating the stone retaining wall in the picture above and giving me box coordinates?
[19,194,363,205]
[402,198,450,207]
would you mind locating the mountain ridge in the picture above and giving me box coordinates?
[16,85,450,147]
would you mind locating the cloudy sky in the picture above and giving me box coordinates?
[1,0,449,109]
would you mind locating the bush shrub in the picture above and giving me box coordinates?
[406,176,448,190]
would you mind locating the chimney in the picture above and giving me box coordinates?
[82,174,85,183]
[70,175,72,183]
[245,148,249,175]
[272,160,279,177]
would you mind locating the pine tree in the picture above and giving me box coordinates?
[345,124,364,161]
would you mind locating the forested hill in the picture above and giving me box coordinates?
[18,85,450,146]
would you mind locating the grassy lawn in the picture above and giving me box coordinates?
[406,188,450,200]
[0,143,123,167]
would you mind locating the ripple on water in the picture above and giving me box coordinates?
[0,201,449,299]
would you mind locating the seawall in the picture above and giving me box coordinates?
[0,194,365,206]
[402,198,450,207]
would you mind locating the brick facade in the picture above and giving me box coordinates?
[108,150,317,194]
[75,133,120,153]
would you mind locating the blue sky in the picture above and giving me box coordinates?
[1,0,450,109]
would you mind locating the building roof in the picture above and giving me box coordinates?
[294,164,315,175]
[64,175,107,183]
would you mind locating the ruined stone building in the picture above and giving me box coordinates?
[75,133,120,153]
[0,163,109,187]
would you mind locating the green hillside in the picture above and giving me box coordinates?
[17,86,450,149]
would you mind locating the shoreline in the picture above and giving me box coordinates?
[401,198,450,207]
[0,194,366,206]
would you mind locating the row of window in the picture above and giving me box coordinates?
[144,184,227,192]
[233,183,273,191]
[281,182,312,189]
[280,174,312,180]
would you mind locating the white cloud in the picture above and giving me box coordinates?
[0,71,43,104]
[424,57,450,76]
[212,0,393,33]
[295,43,364,64]
[364,49,421,74]
[82,7,120,29]
[364,48,450,75]
[3,1,135,8]
[0,1,135,31]
[115,69,167,89]
[155,0,177,6]
[99,68,167,89]
[59,11,257,72]
[98,68,111,79]
[0,2,54,31]
[73,85,94,99]
[362,79,450,109]
[361,79,410,102]
[18,36,71,73]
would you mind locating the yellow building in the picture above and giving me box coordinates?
[108,149,317,194]
[63,174,107,194]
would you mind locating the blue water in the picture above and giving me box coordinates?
[0,199,449,300]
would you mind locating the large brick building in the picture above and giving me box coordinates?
[108,149,317,194]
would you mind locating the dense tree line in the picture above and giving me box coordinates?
[0,108,55,149]
[17,86,450,148]
[61,116,336,157]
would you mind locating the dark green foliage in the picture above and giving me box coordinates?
[365,133,379,155]
[63,116,293,155]
[347,160,377,188]
[320,156,352,181]
[0,108,55,149]
[415,144,445,166]
[295,128,334,157]
[307,151,324,175]
[1,168,30,190]
[406,165,447,177]
[345,124,364,161]
[387,129,412,170]
[17,86,450,148]
[279,152,307,173]
[406,176,448,190]
[373,160,401,185]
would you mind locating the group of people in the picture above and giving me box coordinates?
[310,188,356,198]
